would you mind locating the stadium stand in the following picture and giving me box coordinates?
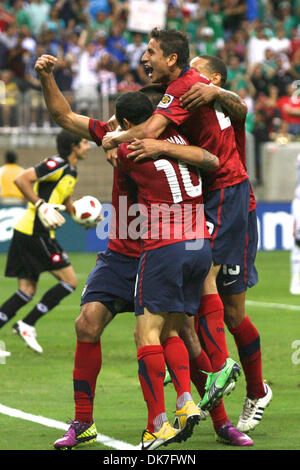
[0,0,300,201]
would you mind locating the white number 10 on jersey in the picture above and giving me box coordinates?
[154,160,202,204]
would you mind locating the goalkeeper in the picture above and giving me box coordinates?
[0,130,92,354]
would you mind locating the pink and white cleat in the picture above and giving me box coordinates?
[216,422,253,446]
[53,420,97,450]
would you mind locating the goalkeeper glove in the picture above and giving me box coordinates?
[35,199,66,230]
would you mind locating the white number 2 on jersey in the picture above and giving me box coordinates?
[214,102,231,130]
[154,160,202,203]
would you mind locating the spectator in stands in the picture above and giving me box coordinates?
[0,150,25,205]
[207,1,225,42]
[290,25,300,59]
[289,48,300,81]
[278,1,297,37]
[0,70,19,127]
[97,52,117,96]
[166,4,183,31]
[196,26,219,56]
[106,22,128,64]
[125,32,147,82]
[247,23,272,67]
[90,10,112,37]
[272,56,294,96]
[72,40,100,115]
[21,0,51,37]
[269,26,291,57]
[277,82,300,136]
[43,4,65,35]
[249,63,271,98]
[117,71,140,93]
[223,0,246,36]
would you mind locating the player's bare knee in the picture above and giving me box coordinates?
[224,306,244,329]
[18,280,37,297]
[75,305,102,341]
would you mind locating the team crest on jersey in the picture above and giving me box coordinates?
[157,94,174,109]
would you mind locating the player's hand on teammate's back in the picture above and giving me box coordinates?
[35,200,66,230]
[106,148,118,168]
[180,82,218,110]
[102,130,122,151]
[34,54,57,76]
[106,115,118,132]
[127,138,163,162]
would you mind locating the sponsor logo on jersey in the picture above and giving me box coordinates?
[46,159,59,170]
[157,94,174,109]
[50,253,62,264]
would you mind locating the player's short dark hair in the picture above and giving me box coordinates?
[56,130,82,159]
[140,84,167,109]
[199,55,227,86]
[5,150,17,164]
[150,28,189,69]
[115,91,154,128]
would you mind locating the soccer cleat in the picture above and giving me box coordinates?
[196,402,210,421]
[237,384,273,433]
[216,422,253,446]
[164,369,172,386]
[173,400,201,443]
[200,358,241,411]
[53,420,97,450]
[12,320,43,354]
[139,421,177,450]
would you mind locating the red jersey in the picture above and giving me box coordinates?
[117,126,210,251]
[153,67,248,192]
[277,95,300,124]
[232,119,257,212]
[89,118,142,258]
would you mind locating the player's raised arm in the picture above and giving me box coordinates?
[127,138,219,171]
[35,54,91,140]
[102,113,169,151]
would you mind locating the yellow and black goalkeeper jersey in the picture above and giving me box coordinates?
[15,155,78,238]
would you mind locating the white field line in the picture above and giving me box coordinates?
[245,300,300,311]
[0,404,139,451]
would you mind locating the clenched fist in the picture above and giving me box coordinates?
[35,54,57,77]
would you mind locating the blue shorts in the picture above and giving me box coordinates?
[80,249,140,317]
[135,239,212,316]
[216,209,258,295]
[204,179,250,266]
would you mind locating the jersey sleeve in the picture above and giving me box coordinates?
[34,156,68,181]
[154,73,208,126]
[89,119,109,146]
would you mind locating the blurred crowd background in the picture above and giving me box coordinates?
[0,0,300,183]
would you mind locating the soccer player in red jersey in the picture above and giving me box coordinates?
[114,90,217,449]
[31,57,223,450]
[102,27,245,410]
[33,54,144,449]
[180,55,272,434]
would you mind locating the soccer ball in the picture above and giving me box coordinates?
[72,196,102,225]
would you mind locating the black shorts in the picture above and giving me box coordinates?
[5,229,71,281]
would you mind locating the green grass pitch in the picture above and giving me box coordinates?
[0,250,299,451]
